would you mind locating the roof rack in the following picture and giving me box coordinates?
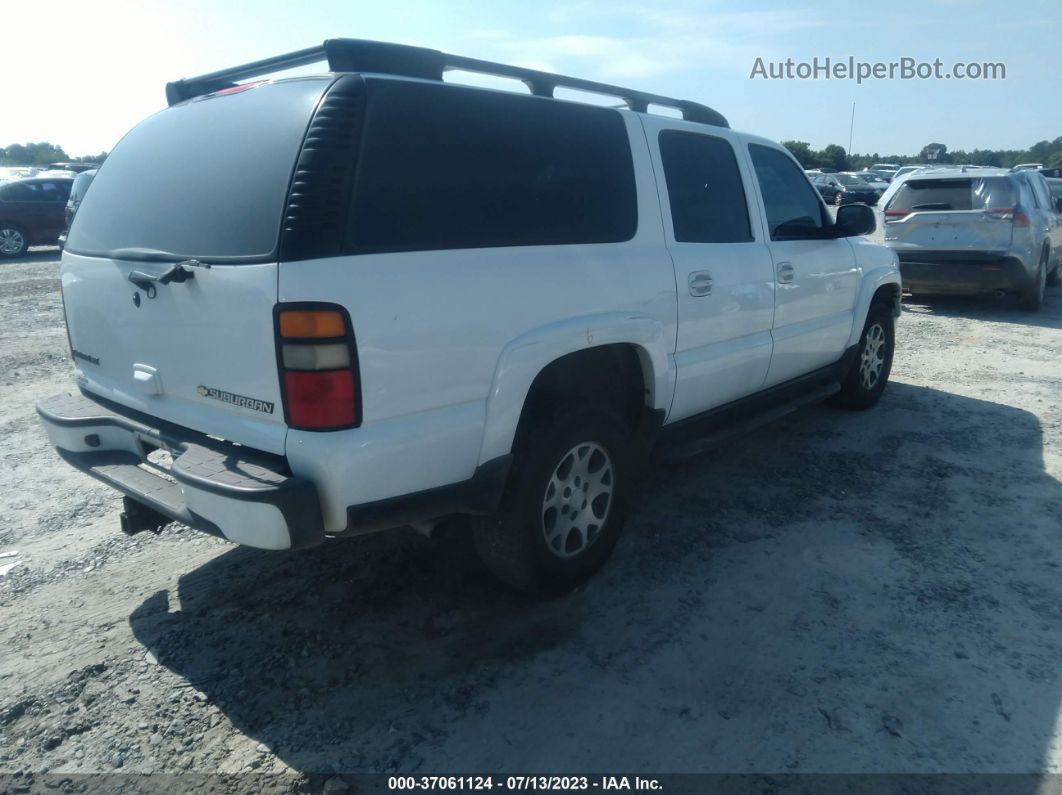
[164,38,729,128]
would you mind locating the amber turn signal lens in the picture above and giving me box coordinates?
[279,310,346,339]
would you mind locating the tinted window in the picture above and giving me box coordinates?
[658,131,751,243]
[66,77,330,262]
[888,177,1015,213]
[347,81,637,253]
[69,170,96,204]
[0,182,35,201]
[748,144,826,238]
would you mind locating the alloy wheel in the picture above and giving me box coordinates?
[541,441,614,559]
[859,323,886,391]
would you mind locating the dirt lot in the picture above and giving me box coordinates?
[1,245,1060,786]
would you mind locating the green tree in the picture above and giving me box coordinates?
[819,144,849,171]
[0,141,70,165]
[919,142,948,163]
[781,140,817,169]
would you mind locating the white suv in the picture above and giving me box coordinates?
[38,40,901,593]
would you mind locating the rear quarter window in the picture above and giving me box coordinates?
[345,80,638,253]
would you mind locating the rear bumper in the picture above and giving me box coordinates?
[36,392,325,550]
[893,250,1033,295]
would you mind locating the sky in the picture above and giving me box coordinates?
[2,0,1059,157]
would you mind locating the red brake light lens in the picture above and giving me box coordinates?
[284,370,356,428]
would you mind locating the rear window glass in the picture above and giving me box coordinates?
[888,177,1015,213]
[346,80,637,253]
[65,78,330,262]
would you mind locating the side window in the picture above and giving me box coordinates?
[658,130,752,243]
[0,183,34,202]
[1030,176,1051,211]
[348,82,638,253]
[748,144,826,238]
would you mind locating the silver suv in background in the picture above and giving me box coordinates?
[883,169,1062,310]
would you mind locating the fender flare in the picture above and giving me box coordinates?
[477,312,673,465]
[847,264,902,348]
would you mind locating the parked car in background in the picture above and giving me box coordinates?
[1046,177,1062,207]
[860,169,896,183]
[883,169,1061,308]
[871,163,899,172]
[1039,167,1062,179]
[1011,163,1043,172]
[47,162,100,174]
[851,171,889,193]
[58,169,98,249]
[807,172,841,203]
[830,173,881,205]
[0,177,74,257]
[37,38,900,594]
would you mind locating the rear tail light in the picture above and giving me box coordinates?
[275,305,360,430]
[1012,210,1031,228]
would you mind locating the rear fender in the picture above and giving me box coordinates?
[477,313,672,465]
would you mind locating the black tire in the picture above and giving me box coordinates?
[0,224,29,258]
[833,303,895,410]
[1022,254,1047,312]
[474,409,634,594]
[1047,262,1060,287]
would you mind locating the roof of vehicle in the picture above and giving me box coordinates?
[165,38,730,128]
[900,168,1009,181]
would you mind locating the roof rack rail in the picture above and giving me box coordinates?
[165,38,729,128]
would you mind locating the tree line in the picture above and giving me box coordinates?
[0,142,108,166]
[782,137,1062,171]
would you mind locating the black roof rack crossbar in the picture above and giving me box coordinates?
[165,38,729,128]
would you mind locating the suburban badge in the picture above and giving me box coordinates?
[196,385,274,414]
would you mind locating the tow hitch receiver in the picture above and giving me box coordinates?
[120,496,170,536]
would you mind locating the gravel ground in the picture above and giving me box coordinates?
[1,244,1060,786]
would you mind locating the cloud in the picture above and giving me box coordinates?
[479,3,825,82]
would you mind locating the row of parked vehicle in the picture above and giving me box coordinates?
[805,162,1062,311]
[0,166,96,256]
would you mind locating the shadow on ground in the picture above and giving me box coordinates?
[1,246,60,265]
[130,382,1062,777]
[903,282,1062,329]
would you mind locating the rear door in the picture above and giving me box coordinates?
[61,77,333,455]
[641,119,775,420]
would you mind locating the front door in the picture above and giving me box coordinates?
[745,144,859,386]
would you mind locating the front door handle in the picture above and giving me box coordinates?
[777,262,795,284]
[688,271,713,297]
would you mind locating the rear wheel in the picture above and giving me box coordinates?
[1047,262,1060,287]
[474,409,634,594]
[833,303,894,410]
[1022,254,1047,312]
[0,224,28,258]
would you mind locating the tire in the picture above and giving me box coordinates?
[834,192,843,207]
[0,224,29,258]
[1022,253,1047,312]
[1047,262,1060,287]
[833,303,895,410]
[474,409,634,594]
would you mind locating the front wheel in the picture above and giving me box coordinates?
[474,410,634,594]
[833,303,895,410]
[0,224,29,258]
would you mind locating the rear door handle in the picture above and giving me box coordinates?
[688,271,713,296]
[777,262,795,284]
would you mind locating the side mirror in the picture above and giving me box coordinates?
[835,203,876,237]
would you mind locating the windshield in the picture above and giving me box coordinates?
[65,77,330,262]
[887,177,1015,212]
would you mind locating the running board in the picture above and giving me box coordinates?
[658,380,840,460]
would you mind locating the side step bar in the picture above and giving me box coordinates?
[659,380,840,460]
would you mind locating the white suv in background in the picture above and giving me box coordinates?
[38,39,901,593]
